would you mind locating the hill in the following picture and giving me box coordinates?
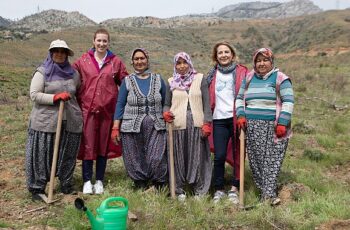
[1,9,349,72]
[1,0,322,32]
[215,0,321,19]
[10,9,96,32]
[0,16,11,28]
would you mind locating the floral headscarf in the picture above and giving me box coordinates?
[253,47,274,72]
[253,47,278,79]
[131,48,149,61]
[170,52,197,91]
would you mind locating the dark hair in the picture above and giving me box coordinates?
[211,41,236,64]
[94,28,110,41]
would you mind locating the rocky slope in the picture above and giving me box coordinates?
[11,9,96,32]
[215,0,321,19]
[0,16,11,28]
[1,0,322,31]
[101,0,322,28]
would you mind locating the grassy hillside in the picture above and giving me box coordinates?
[0,9,349,229]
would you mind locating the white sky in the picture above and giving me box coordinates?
[0,0,349,23]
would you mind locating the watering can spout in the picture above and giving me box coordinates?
[86,209,103,229]
[75,198,103,230]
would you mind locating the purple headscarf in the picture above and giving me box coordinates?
[41,52,75,82]
[170,52,197,91]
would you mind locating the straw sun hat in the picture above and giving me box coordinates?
[48,39,74,56]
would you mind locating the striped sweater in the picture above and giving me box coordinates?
[235,70,294,126]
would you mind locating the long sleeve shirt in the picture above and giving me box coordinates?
[235,71,294,126]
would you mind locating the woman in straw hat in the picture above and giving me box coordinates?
[25,39,82,201]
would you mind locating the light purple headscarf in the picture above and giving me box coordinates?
[41,52,75,82]
[170,52,197,91]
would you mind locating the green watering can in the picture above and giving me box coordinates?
[75,197,128,230]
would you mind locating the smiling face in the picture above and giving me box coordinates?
[132,51,148,73]
[255,53,273,75]
[93,33,109,54]
[216,44,234,67]
[51,48,68,64]
[175,57,190,75]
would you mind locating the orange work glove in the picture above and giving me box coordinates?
[276,125,286,138]
[201,123,211,138]
[237,117,247,130]
[163,111,174,123]
[111,127,120,142]
[53,92,71,102]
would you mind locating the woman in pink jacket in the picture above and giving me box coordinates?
[207,41,248,204]
[73,28,128,195]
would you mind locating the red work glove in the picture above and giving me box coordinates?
[53,92,71,102]
[237,117,247,130]
[163,111,174,123]
[111,127,120,143]
[201,123,211,138]
[276,125,286,138]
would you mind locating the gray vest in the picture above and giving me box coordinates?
[121,74,165,132]
[29,67,83,133]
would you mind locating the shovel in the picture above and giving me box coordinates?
[167,123,176,199]
[38,100,64,204]
[239,129,245,208]
[239,129,256,210]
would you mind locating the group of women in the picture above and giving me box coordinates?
[25,28,294,206]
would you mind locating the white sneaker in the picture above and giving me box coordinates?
[83,181,93,194]
[177,194,186,202]
[213,190,226,204]
[94,180,104,194]
[227,190,239,205]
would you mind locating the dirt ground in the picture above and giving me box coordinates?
[1,157,350,229]
[0,157,80,229]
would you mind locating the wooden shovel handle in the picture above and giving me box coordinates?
[48,100,64,202]
[167,123,176,199]
[239,129,245,206]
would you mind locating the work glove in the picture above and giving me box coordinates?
[276,125,287,138]
[201,123,211,138]
[237,117,247,130]
[53,92,71,102]
[111,127,120,143]
[163,111,174,123]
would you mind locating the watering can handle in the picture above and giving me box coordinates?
[101,197,128,209]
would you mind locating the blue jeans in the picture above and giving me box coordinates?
[213,118,239,190]
[82,155,107,182]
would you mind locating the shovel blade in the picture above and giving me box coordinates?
[37,194,60,204]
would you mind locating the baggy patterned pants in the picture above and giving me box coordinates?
[246,119,289,199]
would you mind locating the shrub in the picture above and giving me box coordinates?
[303,149,326,162]
[293,122,315,134]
